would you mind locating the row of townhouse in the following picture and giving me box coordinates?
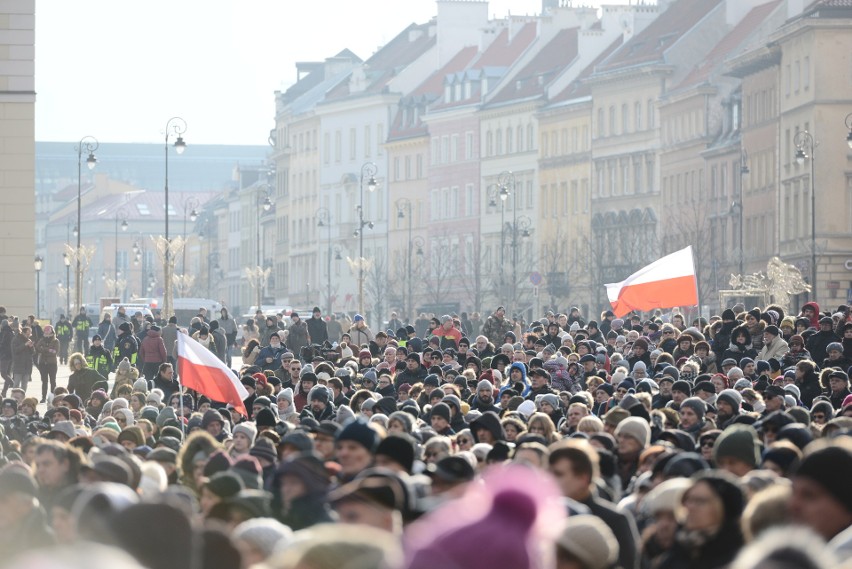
[240,0,852,326]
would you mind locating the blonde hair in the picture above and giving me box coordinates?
[577,415,604,434]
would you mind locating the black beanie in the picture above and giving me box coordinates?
[336,418,380,453]
[431,402,451,422]
[255,407,277,427]
[672,380,692,395]
[795,444,852,514]
[375,434,416,473]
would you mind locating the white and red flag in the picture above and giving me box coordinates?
[604,246,698,318]
[177,332,248,415]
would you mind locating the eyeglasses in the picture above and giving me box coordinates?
[378,381,390,386]
[457,439,471,445]
[701,440,715,448]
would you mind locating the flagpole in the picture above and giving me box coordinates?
[690,246,701,320]
[177,331,186,437]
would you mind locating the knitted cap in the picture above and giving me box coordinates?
[614,417,650,448]
[712,425,760,468]
[336,418,380,453]
[717,389,743,410]
[680,397,707,422]
[555,515,619,569]
[233,423,258,445]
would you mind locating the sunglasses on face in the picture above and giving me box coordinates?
[701,440,716,448]
[457,438,471,445]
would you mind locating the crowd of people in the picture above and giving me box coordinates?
[0,300,851,569]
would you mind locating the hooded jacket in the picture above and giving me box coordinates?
[721,326,757,365]
[501,362,531,398]
[67,354,104,400]
[97,319,116,351]
[801,302,821,329]
[306,315,328,345]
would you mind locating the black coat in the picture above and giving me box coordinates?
[808,330,841,365]
[306,316,328,345]
[580,495,640,569]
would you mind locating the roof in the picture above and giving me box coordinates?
[428,22,539,111]
[52,187,218,227]
[549,36,624,104]
[475,22,538,68]
[487,27,580,105]
[323,23,436,102]
[803,0,852,16]
[676,1,781,90]
[596,0,723,73]
[388,46,479,140]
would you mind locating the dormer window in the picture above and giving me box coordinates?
[444,84,452,102]
[454,83,462,101]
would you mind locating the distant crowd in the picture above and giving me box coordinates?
[0,301,851,569]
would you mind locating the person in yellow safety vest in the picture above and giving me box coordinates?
[54,315,73,365]
[71,307,93,355]
[86,334,113,379]
[114,322,139,370]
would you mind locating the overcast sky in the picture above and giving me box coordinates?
[36,0,627,146]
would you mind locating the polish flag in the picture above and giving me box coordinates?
[605,246,698,318]
[177,332,249,415]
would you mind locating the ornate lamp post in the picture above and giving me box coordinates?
[356,162,377,315]
[395,198,413,322]
[316,207,333,315]
[74,136,98,311]
[794,130,817,301]
[34,256,43,318]
[114,208,129,298]
[162,117,187,319]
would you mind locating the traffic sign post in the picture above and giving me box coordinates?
[530,271,542,286]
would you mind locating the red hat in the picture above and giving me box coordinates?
[252,372,268,387]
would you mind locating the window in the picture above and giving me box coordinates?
[496,129,503,155]
[541,132,549,157]
[364,126,372,158]
[451,186,459,218]
[376,123,384,155]
[633,157,642,194]
[465,184,474,216]
[441,135,449,164]
[486,131,493,157]
[349,128,357,160]
[595,163,604,197]
[597,108,604,137]
[416,154,423,178]
[404,156,411,180]
[323,132,330,164]
[622,161,630,194]
[517,125,524,152]
[451,134,459,162]
[430,189,439,221]
[804,56,810,90]
[647,99,655,129]
[646,157,654,192]
[622,104,629,134]
[635,102,642,131]
[526,180,533,208]
[572,127,578,152]
[785,64,791,96]
[794,60,800,93]
[465,132,474,160]
[582,179,589,212]
[609,106,616,136]
[335,131,342,162]
[393,157,400,181]
[431,137,439,165]
[506,129,513,154]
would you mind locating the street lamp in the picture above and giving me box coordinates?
[793,130,817,301]
[63,252,71,317]
[114,208,129,298]
[731,149,749,277]
[395,198,413,322]
[845,113,852,149]
[316,207,333,315]
[357,162,377,315]
[34,256,43,318]
[163,117,187,320]
[181,196,199,273]
[74,135,98,312]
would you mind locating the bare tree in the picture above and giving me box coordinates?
[422,241,457,307]
[458,239,494,315]
[663,205,714,315]
[365,256,390,327]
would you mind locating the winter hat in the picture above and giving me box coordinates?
[794,442,852,513]
[375,434,417,473]
[203,471,244,499]
[476,379,494,393]
[407,488,541,569]
[717,389,743,410]
[232,518,293,559]
[517,400,536,420]
[555,515,619,569]
[276,387,294,405]
[764,325,780,337]
[671,380,692,396]
[117,426,145,447]
[431,402,452,422]
[132,378,149,393]
[603,407,630,429]
[336,418,380,453]
[645,477,691,515]
[281,431,314,453]
[353,314,364,322]
[308,384,330,404]
[614,417,651,448]
[713,425,761,469]
[250,438,278,465]
[661,366,680,381]
[203,450,234,478]
[540,393,560,411]
[233,423,258,445]
[680,397,707,422]
[827,342,844,354]
[255,408,277,428]
[596,383,614,397]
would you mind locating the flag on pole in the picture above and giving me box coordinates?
[604,246,698,317]
[177,332,249,415]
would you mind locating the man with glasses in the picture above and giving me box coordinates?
[762,385,786,415]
